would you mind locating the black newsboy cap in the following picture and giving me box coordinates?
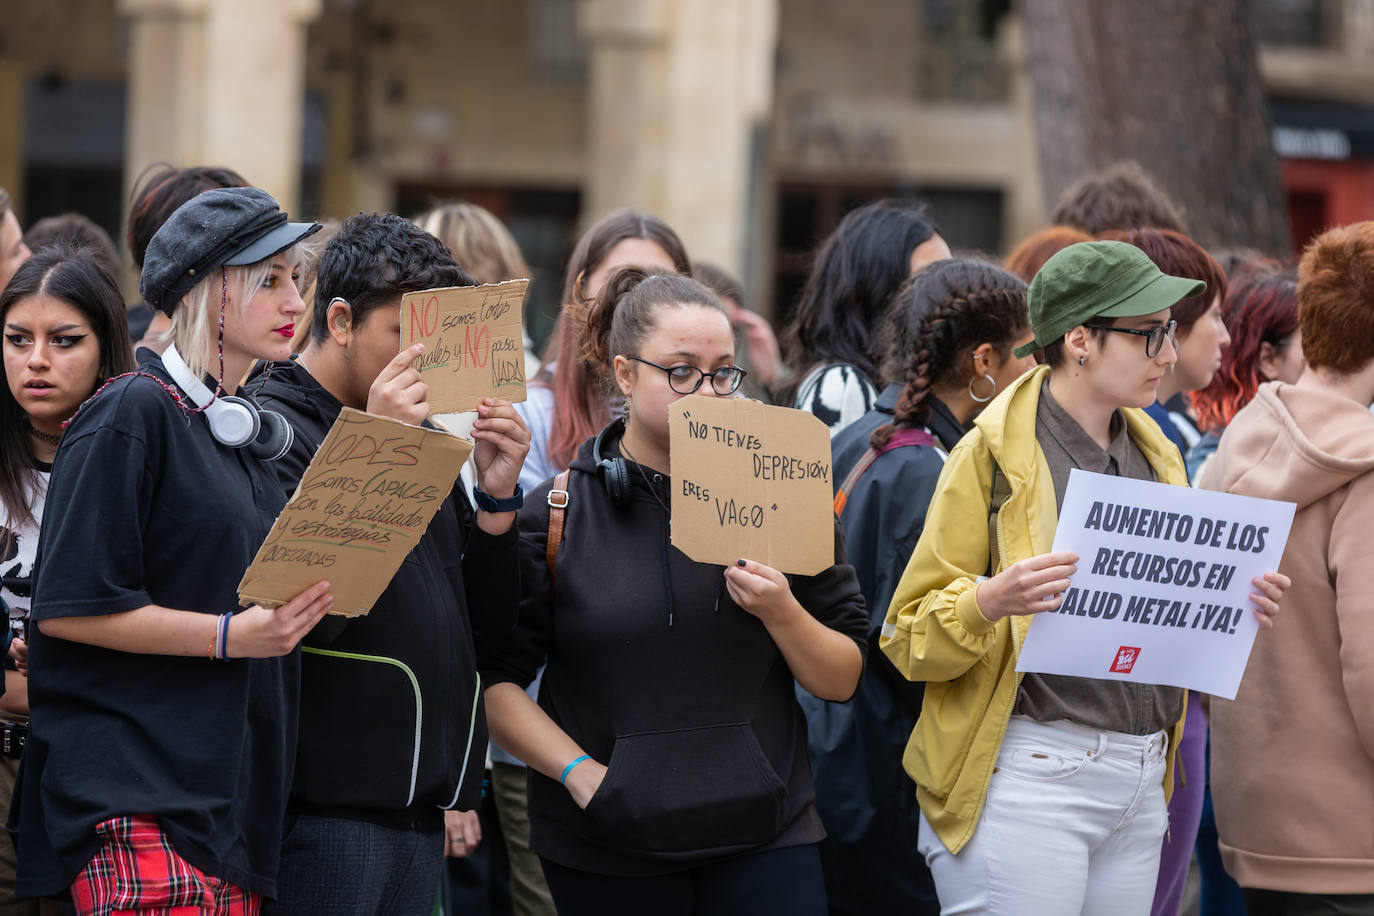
[140,187,322,315]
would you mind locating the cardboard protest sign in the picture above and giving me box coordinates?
[400,279,528,413]
[669,397,833,576]
[238,407,471,617]
[1016,469,1295,698]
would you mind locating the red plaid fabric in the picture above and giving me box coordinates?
[70,816,261,916]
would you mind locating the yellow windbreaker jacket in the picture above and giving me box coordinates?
[880,364,1187,855]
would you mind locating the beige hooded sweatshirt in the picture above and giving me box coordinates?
[1200,381,1374,894]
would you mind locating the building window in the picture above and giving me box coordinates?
[914,0,1011,103]
[530,0,587,85]
[1253,0,1327,47]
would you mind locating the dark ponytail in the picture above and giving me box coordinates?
[870,259,1029,450]
[576,266,729,389]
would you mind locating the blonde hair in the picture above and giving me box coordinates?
[414,203,530,285]
[161,246,305,378]
[291,220,338,353]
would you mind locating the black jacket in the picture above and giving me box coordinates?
[830,384,966,627]
[481,421,868,876]
[249,359,519,825]
[799,384,966,915]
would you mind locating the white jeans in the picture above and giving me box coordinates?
[918,716,1169,916]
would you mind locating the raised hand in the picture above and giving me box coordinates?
[368,344,429,425]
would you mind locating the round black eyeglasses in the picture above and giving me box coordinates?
[1082,319,1178,358]
[627,356,748,395]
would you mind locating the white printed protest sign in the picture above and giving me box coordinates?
[1015,469,1295,698]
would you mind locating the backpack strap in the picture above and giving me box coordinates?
[546,470,571,590]
[833,428,937,517]
[986,460,1011,576]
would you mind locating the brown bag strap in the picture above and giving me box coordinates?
[545,470,571,590]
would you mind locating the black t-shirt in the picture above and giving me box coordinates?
[12,350,299,898]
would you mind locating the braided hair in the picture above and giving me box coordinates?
[870,259,1029,450]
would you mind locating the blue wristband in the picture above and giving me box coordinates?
[560,754,591,784]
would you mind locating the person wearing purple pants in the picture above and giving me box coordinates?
[1150,692,1207,916]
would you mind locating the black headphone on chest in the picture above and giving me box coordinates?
[162,344,294,461]
[594,418,633,510]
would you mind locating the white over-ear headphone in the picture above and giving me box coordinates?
[162,344,294,460]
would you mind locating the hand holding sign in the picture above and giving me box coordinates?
[1248,570,1290,629]
[231,580,334,656]
[669,397,833,576]
[470,397,532,510]
[1015,469,1295,698]
[368,344,429,426]
[401,280,528,414]
[976,551,1080,620]
[725,558,802,625]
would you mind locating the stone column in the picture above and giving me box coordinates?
[1002,15,1048,249]
[580,0,778,275]
[120,0,321,213]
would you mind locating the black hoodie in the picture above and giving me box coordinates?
[248,358,519,826]
[481,421,868,876]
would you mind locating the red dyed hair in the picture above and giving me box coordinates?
[542,210,690,469]
[1298,221,1374,374]
[1189,267,1297,432]
[1096,228,1227,330]
[1004,225,1092,283]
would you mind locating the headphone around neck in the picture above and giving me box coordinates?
[593,418,633,510]
[162,344,294,461]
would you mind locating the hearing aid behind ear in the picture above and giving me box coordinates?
[330,297,350,332]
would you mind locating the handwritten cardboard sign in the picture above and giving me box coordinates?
[669,397,834,576]
[1016,469,1295,698]
[238,407,471,617]
[400,279,528,413]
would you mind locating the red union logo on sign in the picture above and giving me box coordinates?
[1110,646,1141,674]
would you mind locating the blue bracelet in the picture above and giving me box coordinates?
[216,612,232,661]
[560,754,590,784]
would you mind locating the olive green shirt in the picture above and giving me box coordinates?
[1014,379,1184,735]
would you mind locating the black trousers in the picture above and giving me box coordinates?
[1245,888,1374,916]
[540,843,826,916]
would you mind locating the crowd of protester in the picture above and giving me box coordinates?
[0,154,1369,916]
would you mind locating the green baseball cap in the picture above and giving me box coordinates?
[1013,240,1207,358]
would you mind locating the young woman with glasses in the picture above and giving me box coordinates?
[881,241,1288,916]
[481,268,867,916]
[1098,229,1231,462]
[1096,228,1234,916]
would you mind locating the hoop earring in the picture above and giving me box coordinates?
[969,373,996,403]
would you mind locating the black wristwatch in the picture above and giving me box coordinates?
[472,483,524,512]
